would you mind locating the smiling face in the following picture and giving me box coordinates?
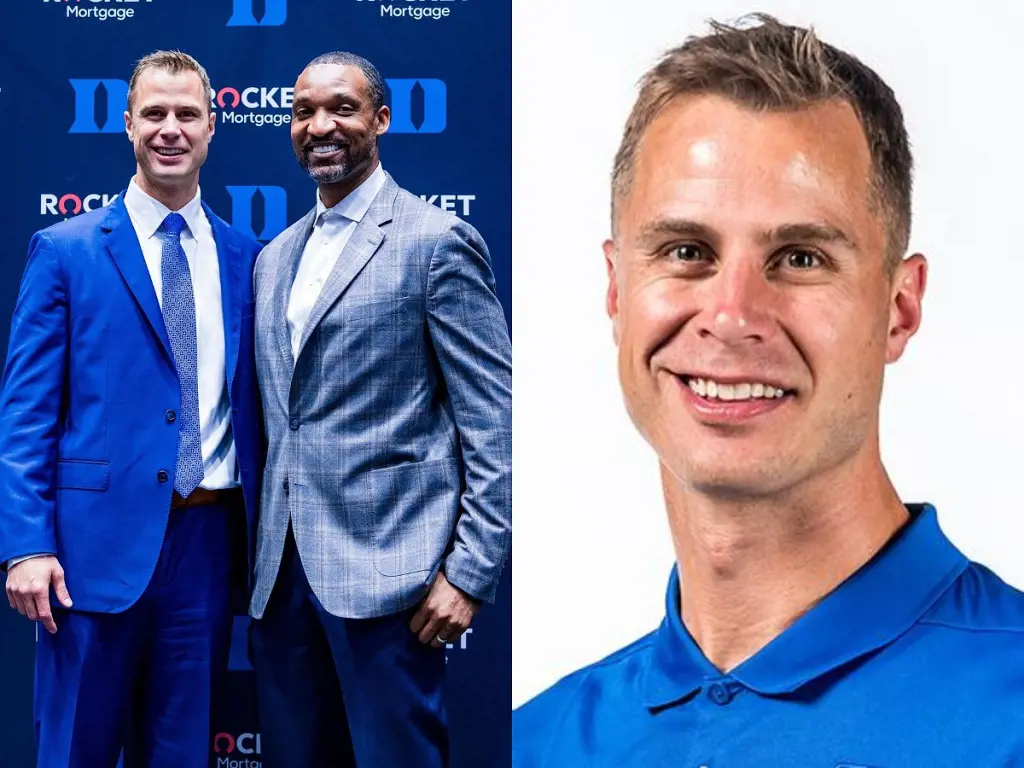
[290,63,390,202]
[124,66,214,203]
[605,94,925,499]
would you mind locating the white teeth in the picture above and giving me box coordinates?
[154,147,184,155]
[312,144,341,154]
[686,377,789,401]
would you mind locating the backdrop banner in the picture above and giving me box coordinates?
[0,1,511,766]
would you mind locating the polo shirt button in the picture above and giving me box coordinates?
[708,682,732,705]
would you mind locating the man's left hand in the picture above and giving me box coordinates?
[409,571,482,648]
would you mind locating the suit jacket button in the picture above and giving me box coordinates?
[165,409,176,423]
[289,417,299,430]
[157,470,169,483]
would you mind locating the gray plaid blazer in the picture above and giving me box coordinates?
[249,172,512,619]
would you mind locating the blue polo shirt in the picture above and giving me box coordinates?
[513,505,1024,766]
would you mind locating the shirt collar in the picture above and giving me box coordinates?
[642,504,969,709]
[315,162,387,224]
[123,177,205,239]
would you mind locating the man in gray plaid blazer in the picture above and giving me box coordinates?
[248,52,512,768]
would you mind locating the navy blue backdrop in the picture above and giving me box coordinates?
[0,1,511,766]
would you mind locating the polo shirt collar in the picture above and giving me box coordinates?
[642,504,968,709]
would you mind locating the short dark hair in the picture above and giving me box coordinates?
[304,51,387,112]
[612,13,913,268]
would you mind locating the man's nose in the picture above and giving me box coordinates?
[692,259,777,347]
[308,109,336,136]
[159,115,181,136]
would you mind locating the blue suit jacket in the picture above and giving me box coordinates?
[0,194,263,613]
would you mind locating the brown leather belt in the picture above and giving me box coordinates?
[171,487,242,510]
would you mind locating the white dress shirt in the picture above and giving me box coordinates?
[123,178,238,491]
[6,181,240,569]
[287,162,387,361]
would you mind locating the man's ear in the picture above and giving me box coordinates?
[604,238,621,345]
[885,253,927,364]
[375,105,391,136]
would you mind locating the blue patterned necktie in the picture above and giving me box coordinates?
[159,212,204,497]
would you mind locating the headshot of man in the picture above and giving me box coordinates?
[248,52,513,767]
[0,51,263,767]
[513,13,1024,766]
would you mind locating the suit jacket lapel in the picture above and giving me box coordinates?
[294,179,398,362]
[273,209,317,377]
[206,204,243,390]
[101,196,174,366]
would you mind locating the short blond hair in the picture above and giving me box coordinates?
[128,50,212,114]
[612,14,913,268]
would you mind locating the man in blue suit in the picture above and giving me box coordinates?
[0,50,262,767]
[249,52,512,767]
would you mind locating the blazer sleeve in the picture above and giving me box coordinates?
[0,232,68,566]
[425,217,512,603]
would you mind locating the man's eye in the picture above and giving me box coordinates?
[783,249,822,269]
[670,244,705,262]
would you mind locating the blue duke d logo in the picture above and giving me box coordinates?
[226,187,288,242]
[226,0,287,26]
[68,79,128,134]
[388,79,446,134]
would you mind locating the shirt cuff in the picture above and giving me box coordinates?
[5,553,53,570]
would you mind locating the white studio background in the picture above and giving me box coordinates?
[512,0,1024,707]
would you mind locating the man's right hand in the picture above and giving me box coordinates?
[5,556,73,634]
